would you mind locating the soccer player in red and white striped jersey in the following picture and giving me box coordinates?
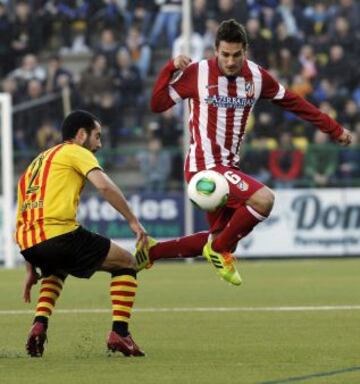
[138,19,352,285]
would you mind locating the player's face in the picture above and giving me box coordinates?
[215,41,246,76]
[84,122,102,153]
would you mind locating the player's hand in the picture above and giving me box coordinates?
[23,264,40,303]
[173,55,192,71]
[129,219,148,248]
[334,128,352,146]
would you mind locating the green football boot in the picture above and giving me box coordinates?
[134,236,157,271]
[203,240,242,286]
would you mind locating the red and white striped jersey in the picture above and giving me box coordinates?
[151,57,343,173]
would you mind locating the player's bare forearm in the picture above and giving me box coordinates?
[87,169,148,244]
[100,185,148,245]
[90,171,136,222]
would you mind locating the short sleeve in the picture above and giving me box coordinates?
[64,144,102,176]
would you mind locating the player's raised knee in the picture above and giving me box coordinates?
[247,186,275,216]
[101,242,136,272]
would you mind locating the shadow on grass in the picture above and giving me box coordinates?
[0,349,27,359]
[258,366,360,384]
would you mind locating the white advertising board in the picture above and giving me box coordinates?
[235,188,360,257]
[2,189,360,265]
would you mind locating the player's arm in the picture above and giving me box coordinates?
[150,54,194,113]
[259,67,352,146]
[87,169,148,245]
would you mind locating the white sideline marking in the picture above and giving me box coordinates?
[1,305,360,315]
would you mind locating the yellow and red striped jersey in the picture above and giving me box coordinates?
[15,142,101,250]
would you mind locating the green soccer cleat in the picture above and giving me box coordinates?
[134,236,157,271]
[203,240,242,286]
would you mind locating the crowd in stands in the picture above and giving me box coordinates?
[0,0,359,191]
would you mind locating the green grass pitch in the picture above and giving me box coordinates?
[1,259,360,384]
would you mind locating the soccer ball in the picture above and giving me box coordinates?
[187,170,229,211]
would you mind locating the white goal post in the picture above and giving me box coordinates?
[0,93,14,268]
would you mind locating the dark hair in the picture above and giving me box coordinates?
[61,110,100,140]
[215,19,248,49]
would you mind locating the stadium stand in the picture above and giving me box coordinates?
[0,0,359,191]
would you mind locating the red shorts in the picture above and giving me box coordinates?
[185,165,264,233]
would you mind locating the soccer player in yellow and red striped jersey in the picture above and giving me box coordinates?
[16,110,149,357]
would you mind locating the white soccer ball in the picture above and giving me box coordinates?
[187,170,229,211]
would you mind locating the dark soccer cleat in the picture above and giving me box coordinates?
[107,331,145,357]
[26,321,47,357]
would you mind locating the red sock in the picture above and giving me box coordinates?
[212,205,266,253]
[150,232,209,261]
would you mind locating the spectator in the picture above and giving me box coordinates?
[337,131,360,186]
[8,54,46,93]
[125,26,152,79]
[45,54,74,93]
[330,0,360,32]
[322,45,353,92]
[215,0,248,25]
[273,0,304,39]
[290,74,313,99]
[0,3,12,76]
[339,100,360,131]
[269,131,304,188]
[113,48,143,114]
[137,137,171,192]
[96,92,121,148]
[192,0,209,35]
[303,1,330,39]
[313,78,344,108]
[148,0,182,49]
[95,28,121,68]
[172,30,205,63]
[329,16,358,59]
[17,79,53,146]
[272,21,301,59]
[78,53,113,110]
[304,131,339,187]
[246,17,271,68]
[203,18,220,48]
[152,107,182,147]
[11,1,42,60]
[35,120,61,150]
[124,0,157,36]
[298,44,317,81]
[90,0,124,32]
[241,141,271,185]
[54,0,90,50]
[1,76,21,104]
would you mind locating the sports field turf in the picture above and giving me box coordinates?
[1,259,360,384]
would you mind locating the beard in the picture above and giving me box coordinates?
[83,137,97,153]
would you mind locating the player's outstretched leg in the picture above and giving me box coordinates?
[26,274,66,357]
[135,232,209,270]
[203,240,242,286]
